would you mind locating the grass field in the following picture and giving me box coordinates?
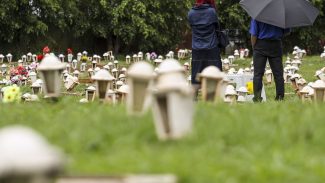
[0,56,325,183]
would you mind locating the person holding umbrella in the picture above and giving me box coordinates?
[188,0,222,98]
[240,0,320,102]
[250,20,290,102]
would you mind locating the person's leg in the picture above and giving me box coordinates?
[253,51,267,102]
[191,60,201,100]
[268,56,285,100]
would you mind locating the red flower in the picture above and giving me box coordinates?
[67,48,73,54]
[43,46,50,54]
[37,54,44,61]
[17,66,28,76]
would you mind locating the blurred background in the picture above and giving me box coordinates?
[0,0,324,56]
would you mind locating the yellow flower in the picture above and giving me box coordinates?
[2,85,21,103]
[10,85,20,96]
[246,81,254,95]
[3,92,15,103]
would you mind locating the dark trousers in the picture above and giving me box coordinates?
[191,47,222,84]
[253,39,284,101]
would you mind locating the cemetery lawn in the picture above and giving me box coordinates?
[0,56,325,183]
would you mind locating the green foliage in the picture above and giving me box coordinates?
[0,0,324,54]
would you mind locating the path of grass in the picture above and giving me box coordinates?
[0,56,324,183]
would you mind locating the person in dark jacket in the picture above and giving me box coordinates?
[250,19,290,102]
[188,0,222,95]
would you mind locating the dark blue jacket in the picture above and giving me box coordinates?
[188,4,219,50]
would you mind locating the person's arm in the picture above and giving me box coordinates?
[251,35,257,49]
[249,19,258,49]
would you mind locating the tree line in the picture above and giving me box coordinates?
[0,0,324,56]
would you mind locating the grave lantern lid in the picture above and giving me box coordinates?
[308,88,315,96]
[59,54,64,58]
[103,65,109,69]
[79,98,88,103]
[0,126,64,176]
[108,62,113,66]
[32,82,41,88]
[157,59,184,74]
[126,55,131,59]
[265,70,272,74]
[184,62,189,66]
[116,81,124,86]
[297,78,307,85]
[73,70,80,74]
[0,54,4,58]
[237,68,244,75]
[86,86,96,91]
[117,85,129,94]
[38,55,66,70]
[112,68,118,73]
[127,62,154,79]
[291,73,301,79]
[311,80,325,89]
[225,86,237,95]
[198,66,224,79]
[315,70,323,77]
[223,59,230,64]
[300,86,312,94]
[22,93,32,99]
[92,69,114,81]
[226,85,235,91]
[121,67,127,72]
[119,74,126,78]
[114,60,119,64]
[154,59,163,63]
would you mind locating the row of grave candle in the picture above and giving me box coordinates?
[0,48,192,64]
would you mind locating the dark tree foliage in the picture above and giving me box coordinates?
[0,0,323,55]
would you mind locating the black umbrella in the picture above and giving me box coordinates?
[240,0,320,28]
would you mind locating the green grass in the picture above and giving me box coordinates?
[0,56,325,183]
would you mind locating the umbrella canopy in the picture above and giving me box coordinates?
[240,0,320,28]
